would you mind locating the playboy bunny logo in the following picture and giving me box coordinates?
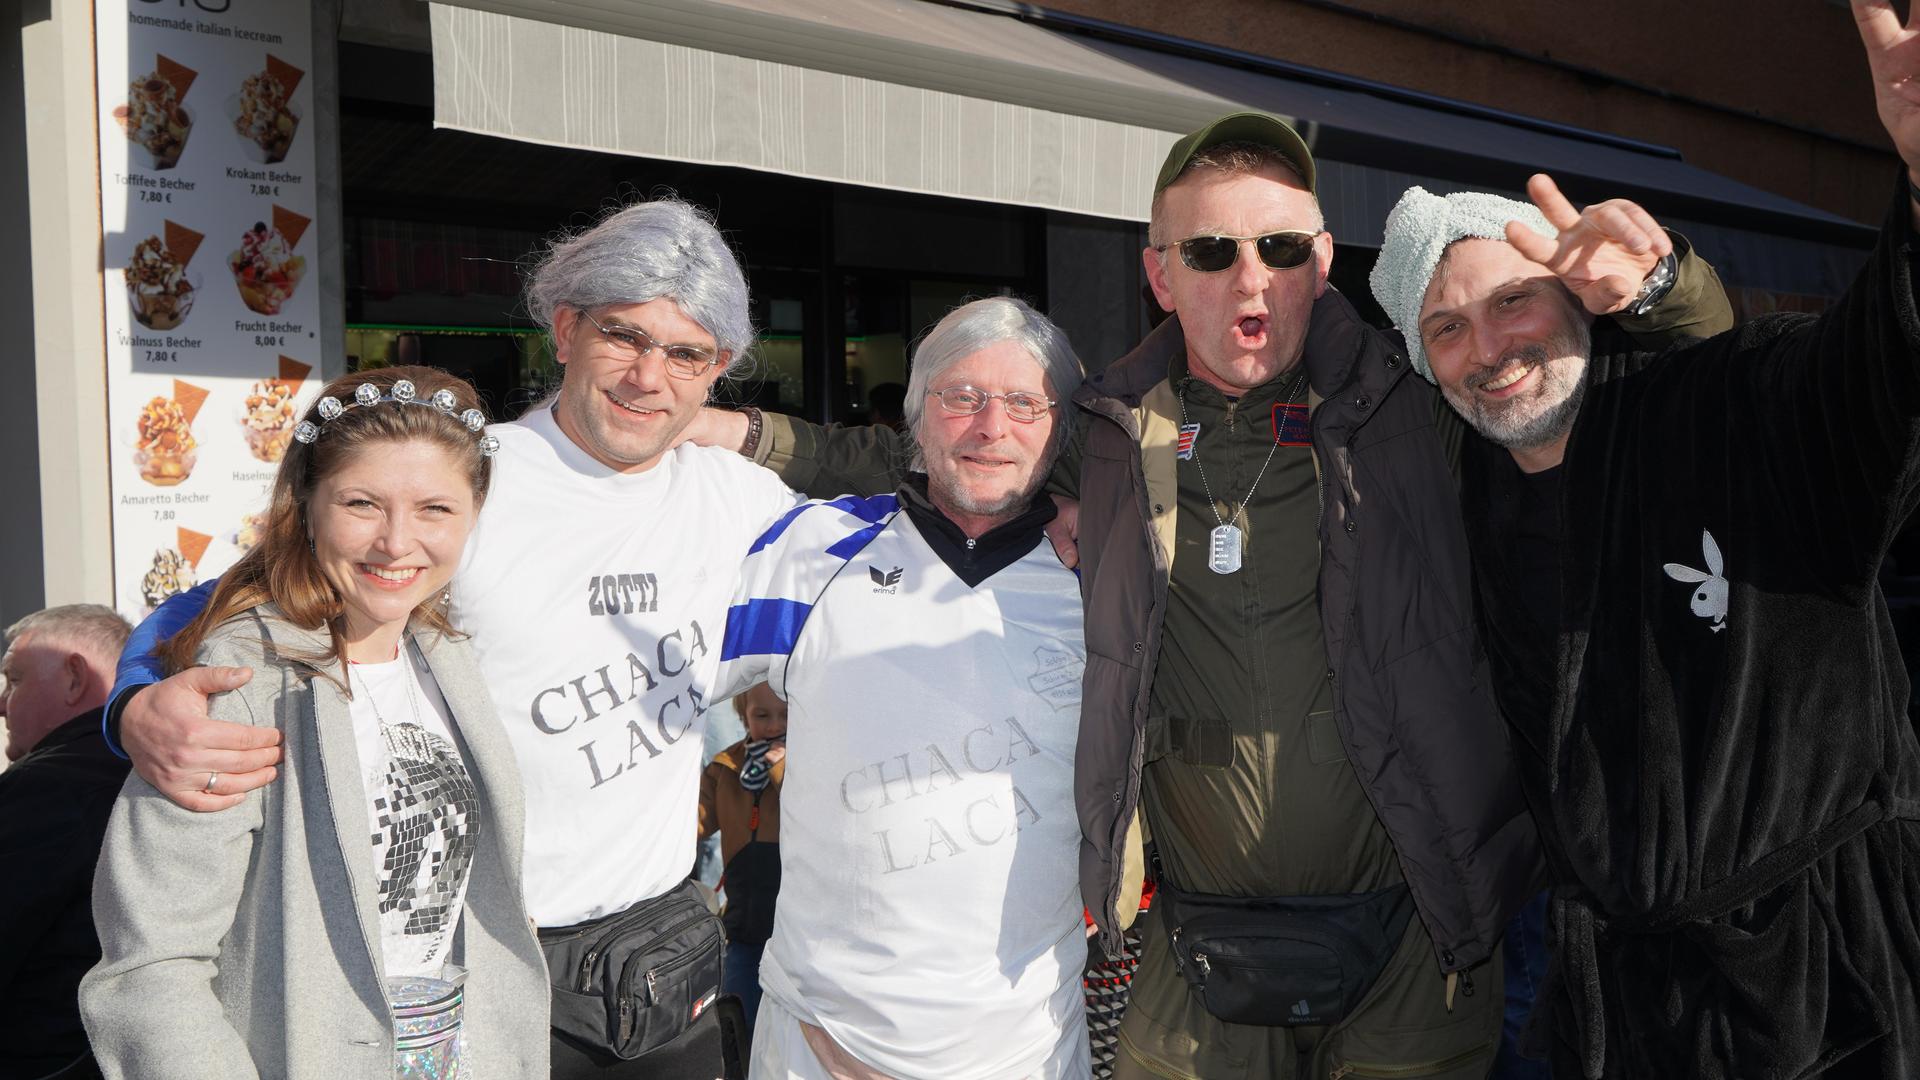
[1662,529,1729,633]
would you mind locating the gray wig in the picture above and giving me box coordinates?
[904,297,1084,467]
[525,197,754,372]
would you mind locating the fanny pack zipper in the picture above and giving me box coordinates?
[1174,917,1380,984]
[615,923,722,1042]
[1330,1038,1492,1079]
[578,905,710,992]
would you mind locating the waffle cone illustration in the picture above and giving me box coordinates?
[173,378,209,423]
[265,55,304,95]
[277,355,312,389]
[164,221,204,266]
[273,206,310,249]
[157,55,198,99]
[176,527,212,569]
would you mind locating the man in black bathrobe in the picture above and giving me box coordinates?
[1363,4,1920,1076]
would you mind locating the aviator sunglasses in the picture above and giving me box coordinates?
[1160,229,1323,274]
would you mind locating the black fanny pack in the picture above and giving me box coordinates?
[1155,868,1414,1028]
[540,878,725,1060]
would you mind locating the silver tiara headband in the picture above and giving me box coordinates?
[292,379,500,457]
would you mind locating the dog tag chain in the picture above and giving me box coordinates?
[1179,372,1306,575]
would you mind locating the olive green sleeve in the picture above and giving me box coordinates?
[1608,230,1736,347]
[1043,410,1088,501]
[752,412,909,499]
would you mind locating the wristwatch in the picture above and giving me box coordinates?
[1623,251,1678,317]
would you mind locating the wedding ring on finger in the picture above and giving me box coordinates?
[204,771,220,794]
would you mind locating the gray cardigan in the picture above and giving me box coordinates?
[80,607,550,1079]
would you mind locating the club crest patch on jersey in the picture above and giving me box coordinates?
[1272,403,1311,446]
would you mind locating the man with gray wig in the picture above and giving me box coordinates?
[714,296,1094,1079]
[102,195,802,1078]
[1,604,131,1079]
[1357,8,1920,1075]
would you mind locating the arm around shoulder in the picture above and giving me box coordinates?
[757,412,908,499]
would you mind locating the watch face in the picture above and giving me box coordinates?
[1629,254,1677,314]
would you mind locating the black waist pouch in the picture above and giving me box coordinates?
[540,878,725,1060]
[1156,872,1414,1027]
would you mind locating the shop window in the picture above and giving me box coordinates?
[345,325,555,420]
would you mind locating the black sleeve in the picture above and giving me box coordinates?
[1722,173,1920,587]
[0,771,105,988]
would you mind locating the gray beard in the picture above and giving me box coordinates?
[925,467,1038,523]
[1441,323,1591,453]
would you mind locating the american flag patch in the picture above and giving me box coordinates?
[1272,403,1311,446]
[1177,423,1200,460]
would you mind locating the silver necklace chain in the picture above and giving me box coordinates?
[1178,368,1307,531]
[354,635,426,729]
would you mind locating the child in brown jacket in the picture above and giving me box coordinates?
[698,682,786,1029]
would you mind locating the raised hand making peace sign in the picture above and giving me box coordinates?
[1501,173,1673,317]
[1854,0,1920,186]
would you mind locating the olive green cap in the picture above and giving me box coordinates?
[1154,111,1316,195]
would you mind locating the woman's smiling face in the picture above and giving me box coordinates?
[308,438,477,651]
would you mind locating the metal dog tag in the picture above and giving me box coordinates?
[1208,525,1243,574]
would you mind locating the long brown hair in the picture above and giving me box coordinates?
[160,366,495,677]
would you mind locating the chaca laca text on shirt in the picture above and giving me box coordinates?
[453,406,799,927]
[718,495,1090,1079]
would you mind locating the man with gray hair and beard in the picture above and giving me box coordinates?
[103,197,801,1077]
[1363,5,1920,1074]
[714,296,1091,1079]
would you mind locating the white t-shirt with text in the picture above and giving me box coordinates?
[453,406,798,927]
[718,496,1090,1079]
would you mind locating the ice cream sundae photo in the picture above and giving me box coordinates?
[133,379,208,487]
[229,208,308,316]
[233,511,267,555]
[140,547,195,612]
[124,222,203,331]
[240,378,297,462]
[230,56,303,164]
[113,56,196,169]
[139,528,211,614]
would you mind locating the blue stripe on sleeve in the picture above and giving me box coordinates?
[747,502,814,556]
[830,493,899,524]
[825,520,890,561]
[747,493,899,555]
[719,598,814,661]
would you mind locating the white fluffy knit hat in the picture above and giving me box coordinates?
[1368,186,1557,383]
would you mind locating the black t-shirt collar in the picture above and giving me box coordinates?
[898,474,1058,588]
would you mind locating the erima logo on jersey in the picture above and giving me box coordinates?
[870,565,903,593]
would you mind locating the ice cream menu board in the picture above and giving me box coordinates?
[94,0,319,620]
